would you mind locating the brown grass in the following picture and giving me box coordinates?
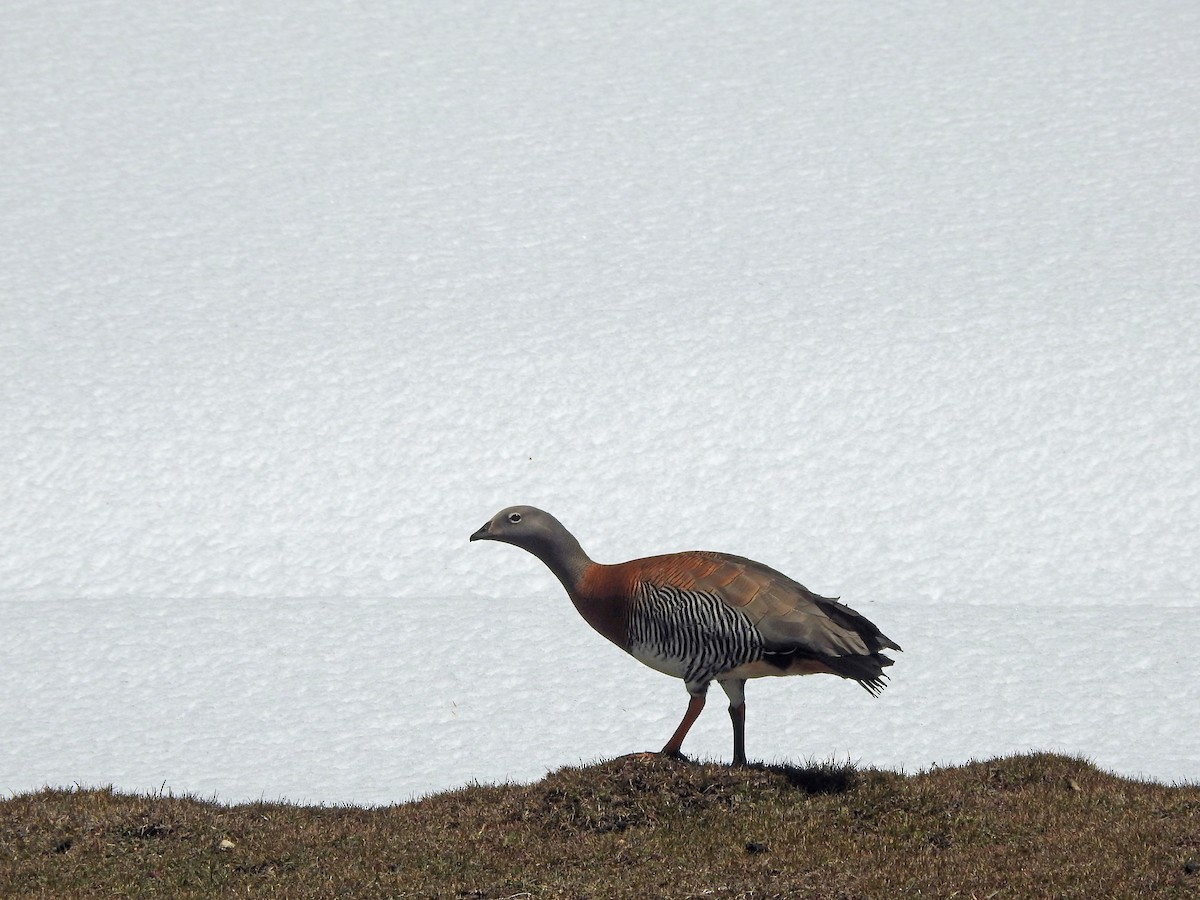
[1,752,1197,898]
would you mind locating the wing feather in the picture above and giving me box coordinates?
[667,551,901,660]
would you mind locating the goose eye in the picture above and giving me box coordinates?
[507,512,522,524]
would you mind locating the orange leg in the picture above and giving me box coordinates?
[660,692,706,758]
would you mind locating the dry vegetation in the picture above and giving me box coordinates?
[1,752,1197,898]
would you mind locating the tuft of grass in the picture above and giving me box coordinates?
[1,752,1198,898]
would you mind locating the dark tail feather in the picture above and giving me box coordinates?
[856,673,889,697]
[822,651,896,697]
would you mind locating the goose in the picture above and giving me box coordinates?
[471,505,900,764]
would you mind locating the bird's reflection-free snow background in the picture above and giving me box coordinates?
[3,2,1198,804]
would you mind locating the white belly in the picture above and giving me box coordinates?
[628,642,691,680]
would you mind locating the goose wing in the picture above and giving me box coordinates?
[662,550,902,660]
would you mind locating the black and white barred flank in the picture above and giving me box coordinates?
[627,582,765,686]
[627,580,895,695]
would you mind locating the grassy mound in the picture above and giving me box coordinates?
[2,753,1197,897]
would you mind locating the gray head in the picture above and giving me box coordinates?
[470,505,592,586]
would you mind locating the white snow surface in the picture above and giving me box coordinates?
[2,2,1198,804]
